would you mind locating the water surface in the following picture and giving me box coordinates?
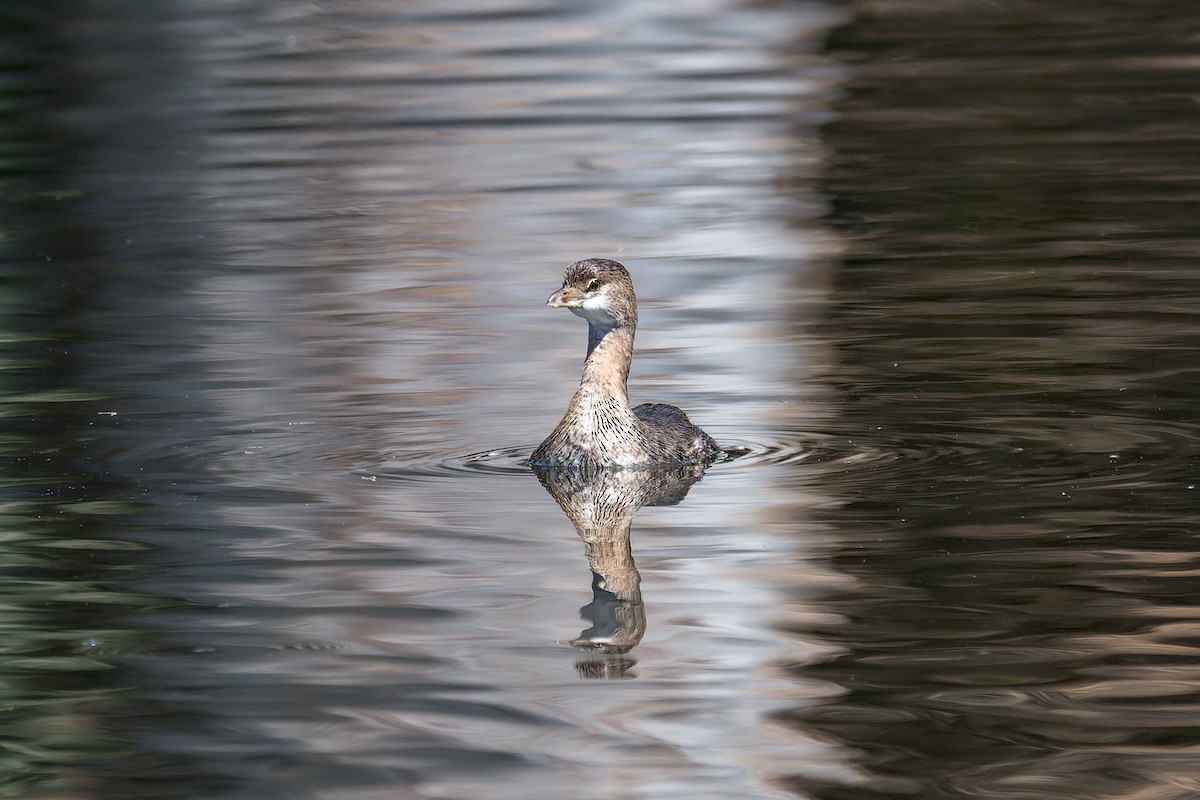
[2,1,1199,799]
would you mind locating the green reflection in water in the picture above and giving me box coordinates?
[0,236,153,798]
[0,396,154,797]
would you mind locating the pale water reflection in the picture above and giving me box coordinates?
[3,0,843,798]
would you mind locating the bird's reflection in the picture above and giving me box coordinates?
[532,463,708,679]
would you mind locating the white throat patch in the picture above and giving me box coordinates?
[570,294,618,326]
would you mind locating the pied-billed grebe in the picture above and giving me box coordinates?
[530,258,719,468]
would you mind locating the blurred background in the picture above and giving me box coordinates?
[2,1,1199,798]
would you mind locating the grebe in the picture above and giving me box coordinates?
[530,258,719,468]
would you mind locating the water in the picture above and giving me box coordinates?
[794,5,1200,798]
[2,1,1199,799]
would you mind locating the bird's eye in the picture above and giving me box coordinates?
[585,278,601,292]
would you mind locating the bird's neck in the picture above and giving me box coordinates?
[535,319,645,467]
[581,321,635,397]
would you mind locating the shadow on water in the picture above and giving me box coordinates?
[0,10,197,799]
[781,2,1200,799]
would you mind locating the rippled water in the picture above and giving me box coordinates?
[796,5,1200,798]
[2,0,1199,798]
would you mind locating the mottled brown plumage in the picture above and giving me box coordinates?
[530,258,719,468]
